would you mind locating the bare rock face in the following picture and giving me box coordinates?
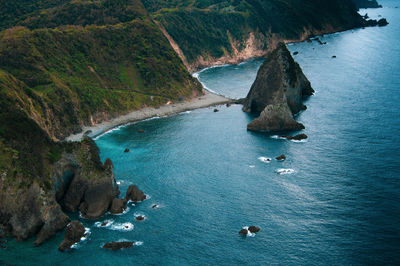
[125,185,146,202]
[243,43,313,132]
[110,198,127,214]
[34,204,70,246]
[60,137,120,219]
[58,220,85,251]
[243,42,313,114]
[247,103,305,132]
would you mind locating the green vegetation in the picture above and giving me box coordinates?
[144,0,365,64]
[0,19,201,139]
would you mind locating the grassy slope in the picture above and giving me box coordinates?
[0,19,201,140]
[143,0,365,64]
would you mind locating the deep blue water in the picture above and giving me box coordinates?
[2,1,400,265]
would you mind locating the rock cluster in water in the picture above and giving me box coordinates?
[243,42,314,132]
[239,226,261,236]
[103,241,134,250]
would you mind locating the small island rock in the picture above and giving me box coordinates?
[276,155,286,161]
[103,241,134,250]
[248,226,261,233]
[280,133,308,141]
[125,185,146,202]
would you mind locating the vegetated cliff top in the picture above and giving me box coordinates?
[0,0,148,30]
[143,0,368,64]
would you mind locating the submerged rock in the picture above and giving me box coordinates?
[280,134,308,141]
[239,229,248,235]
[276,155,286,161]
[135,215,145,221]
[247,103,305,132]
[125,185,146,202]
[103,241,134,250]
[58,221,85,251]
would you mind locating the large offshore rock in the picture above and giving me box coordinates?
[243,43,313,132]
[243,42,314,115]
[247,103,305,132]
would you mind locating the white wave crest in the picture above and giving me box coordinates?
[94,219,114,228]
[110,222,134,232]
[276,168,295,175]
[258,157,272,163]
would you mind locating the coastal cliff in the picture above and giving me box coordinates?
[145,0,376,71]
[243,43,313,132]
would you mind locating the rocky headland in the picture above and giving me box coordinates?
[243,43,313,132]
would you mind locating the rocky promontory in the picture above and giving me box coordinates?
[243,43,313,132]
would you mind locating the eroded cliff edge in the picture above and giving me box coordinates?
[243,43,313,132]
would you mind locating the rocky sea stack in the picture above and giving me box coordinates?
[243,43,314,132]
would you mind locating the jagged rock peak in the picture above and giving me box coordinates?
[242,42,314,115]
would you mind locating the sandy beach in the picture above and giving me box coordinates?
[66,90,231,142]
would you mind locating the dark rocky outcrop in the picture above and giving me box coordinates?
[103,241,134,250]
[248,226,261,233]
[125,185,146,202]
[243,43,313,132]
[276,155,286,161]
[247,103,305,132]
[34,204,70,246]
[60,138,120,219]
[135,215,145,221]
[377,18,389,27]
[58,221,85,251]
[110,198,127,215]
[239,229,248,235]
[243,43,314,115]
[280,134,308,141]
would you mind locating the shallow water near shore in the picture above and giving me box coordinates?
[2,1,400,265]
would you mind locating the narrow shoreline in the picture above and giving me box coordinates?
[66,90,231,142]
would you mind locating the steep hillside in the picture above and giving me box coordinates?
[144,0,372,71]
[0,20,202,140]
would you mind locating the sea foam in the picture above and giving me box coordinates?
[258,157,272,163]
